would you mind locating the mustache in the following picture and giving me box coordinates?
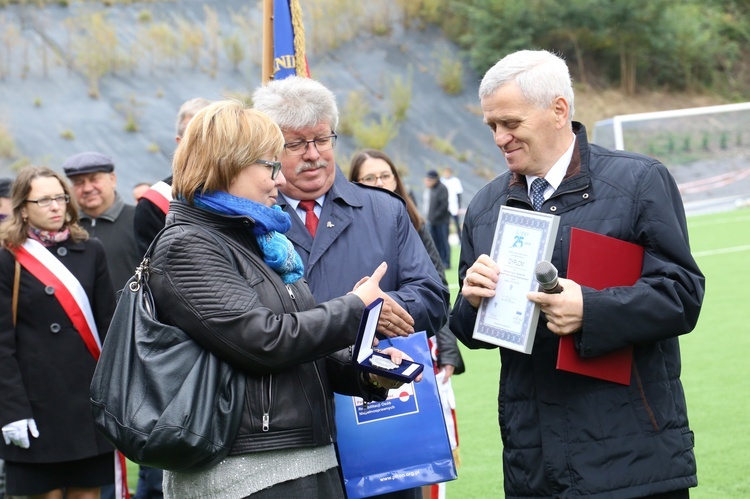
[296,159,328,175]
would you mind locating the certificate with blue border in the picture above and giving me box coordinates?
[472,206,559,354]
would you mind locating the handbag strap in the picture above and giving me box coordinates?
[132,221,238,290]
[12,258,20,326]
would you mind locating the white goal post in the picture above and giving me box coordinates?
[592,102,750,214]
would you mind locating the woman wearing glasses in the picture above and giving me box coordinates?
[142,101,412,498]
[0,166,116,498]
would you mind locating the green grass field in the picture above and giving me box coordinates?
[445,206,750,498]
[126,207,750,496]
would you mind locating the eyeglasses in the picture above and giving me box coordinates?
[255,159,283,180]
[359,172,394,185]
[26,194,70,207]
[283,134,337,156]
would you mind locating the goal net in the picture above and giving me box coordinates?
[592,102,750,215]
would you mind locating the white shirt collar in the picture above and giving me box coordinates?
[525,134,576,199]
[287,194,326,221]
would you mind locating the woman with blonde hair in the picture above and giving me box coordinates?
[0,166,116,499]
[144,100,413,498]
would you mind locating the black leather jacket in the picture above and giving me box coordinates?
[148,202,386,456]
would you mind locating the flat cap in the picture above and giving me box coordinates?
[62,151,115,177]
[0,177,12,198]
[426,169,439,179]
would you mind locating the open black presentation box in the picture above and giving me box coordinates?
[352,298,424,384]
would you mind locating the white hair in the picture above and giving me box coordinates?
[479,50,575,121]
[253,76,339,131]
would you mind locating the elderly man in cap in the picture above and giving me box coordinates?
[63,151,140,292]
[0,178,12,221]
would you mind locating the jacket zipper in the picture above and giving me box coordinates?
[262,374,273,432]
[286,282,332,441]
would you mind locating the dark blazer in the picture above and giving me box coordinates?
[0,238,116,463]
[278,169,450,337]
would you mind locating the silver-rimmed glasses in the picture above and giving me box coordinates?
[25,194,70,207]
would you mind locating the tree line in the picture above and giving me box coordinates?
[403,0,750,97]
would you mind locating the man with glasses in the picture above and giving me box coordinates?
[254,78,448,499]
[253,75,448,356]
[63,151,140,294]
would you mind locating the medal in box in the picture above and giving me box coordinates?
[352,298,424,383]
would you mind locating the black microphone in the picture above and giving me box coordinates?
[535,261,563,294]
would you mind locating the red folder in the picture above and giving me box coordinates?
[556,228,644,385]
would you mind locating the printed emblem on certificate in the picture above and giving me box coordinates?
[472,206,559,354]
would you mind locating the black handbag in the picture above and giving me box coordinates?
[90,223,246,472]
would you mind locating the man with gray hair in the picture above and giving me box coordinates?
[451,49,704,498]
[253,76,448,340]
[254,76,449,498]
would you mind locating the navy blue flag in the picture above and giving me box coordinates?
[273,0,308,79]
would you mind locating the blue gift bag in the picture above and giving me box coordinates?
[335,331,457,498]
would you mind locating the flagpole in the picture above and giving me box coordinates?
[261,0,274,84]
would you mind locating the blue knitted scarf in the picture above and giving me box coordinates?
[193,190,304,284]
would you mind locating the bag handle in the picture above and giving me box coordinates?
[131,221,238,292]
[12,258,20,326]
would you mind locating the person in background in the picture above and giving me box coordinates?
[134,97,213,256]
[145,100,414,498]
[132,182,150,202]
[0,178,12,221]
[253,76,449,499]
[350,150,464,498]
[63,152,140,293]
[451,49,705,497]
[441,167,463,239]
[422,169,451,269]
[0,166,116,499]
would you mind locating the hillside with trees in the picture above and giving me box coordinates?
[0,0,746,209]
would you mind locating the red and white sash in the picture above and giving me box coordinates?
[15,239,101,359]
[141,180,172,215]
[14,239,130,499]
[427,337,460,499]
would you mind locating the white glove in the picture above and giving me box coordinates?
[2,418,39,449]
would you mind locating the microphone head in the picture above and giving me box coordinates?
[535,261,558,288]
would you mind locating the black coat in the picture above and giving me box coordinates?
[148,203,387,456]
[416,223,464,373]
[133,175,172,256]
[426,181,451,226]
[0,238,116,463]
[451,123,705,497]
[79,193,141,293]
